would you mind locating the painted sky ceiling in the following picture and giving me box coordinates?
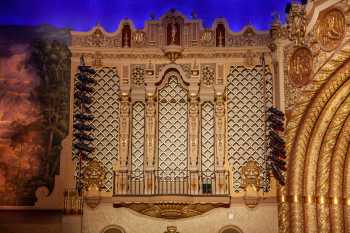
[0,0,295,32]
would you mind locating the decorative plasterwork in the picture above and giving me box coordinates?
[114,201,229,219]
[131,64,145,87]
[200,64,215,86]
[288,46,313,87]
[281,15,350,233]
[316,8,346,52]
[71,23,271,49]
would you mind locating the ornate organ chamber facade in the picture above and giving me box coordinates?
[70,10,278,233]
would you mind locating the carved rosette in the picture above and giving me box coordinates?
[316,9,346,52]
[288,47,313,87]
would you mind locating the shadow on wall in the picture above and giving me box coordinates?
[0,25,71,206]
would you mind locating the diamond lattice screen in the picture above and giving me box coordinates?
[201,102,215,174]
[158,75,188,176]
[131,102,145,172]
[227,65,272,192]
[73,67,120,192]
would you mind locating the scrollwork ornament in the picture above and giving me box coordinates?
[287,2,306,45]
[288,47,313,87]
[317,9,345,52]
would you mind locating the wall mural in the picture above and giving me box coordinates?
[0,26,70,205]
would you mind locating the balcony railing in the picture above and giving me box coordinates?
[113,169,230,196]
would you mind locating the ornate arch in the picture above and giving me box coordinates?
[283,40,350,232]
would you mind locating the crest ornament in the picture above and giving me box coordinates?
[317,9,345,52]
[133,31,146,45]
[201,30,214,45]
[288,47,313,87]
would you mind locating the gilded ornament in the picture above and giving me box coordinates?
[201,30,214,45]
[288,47,313,87]
[287,2,306,45]
[131,65,145,86]
[201,65,215,86]
[133,31,145,44]
[317,9,345,52]
[83,159,106,191]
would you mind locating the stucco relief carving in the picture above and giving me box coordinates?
[288,47,313,87]
[131,65,145,87]
[133,30,146,45]
[72,28,120,48]
[200,64,215,86]
[316,9,345,52]
[201,30,215,46]
[227,28,271,47]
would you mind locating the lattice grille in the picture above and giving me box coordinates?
[158,76,188,176]
[131,102,145,172]
[73,67,119,192]
[201,102,215,173]
[227,65,272,192]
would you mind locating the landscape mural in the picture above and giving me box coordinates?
[0,26,71,205]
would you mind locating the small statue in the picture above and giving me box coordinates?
[171,22,177,44]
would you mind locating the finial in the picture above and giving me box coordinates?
[149,12,156,20]
[191,11,197,19]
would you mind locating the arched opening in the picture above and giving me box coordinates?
[216,23,225,47]
[286,56,350,231]
[101,225,126,233]
[167,22,180,45]
[219,225,243,233]
[157,70,188,180]
[122,24,131,48]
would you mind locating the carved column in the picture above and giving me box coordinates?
[188,94,199,194]
[214,94,226,194]
[144,63,156,194]
[117,93,130,194]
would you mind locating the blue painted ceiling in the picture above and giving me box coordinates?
[0,0,293,32]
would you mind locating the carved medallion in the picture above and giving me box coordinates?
[288,47,313,87]
[133,31,145,44]
[317,9,345,52]
[201,30,214,45]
